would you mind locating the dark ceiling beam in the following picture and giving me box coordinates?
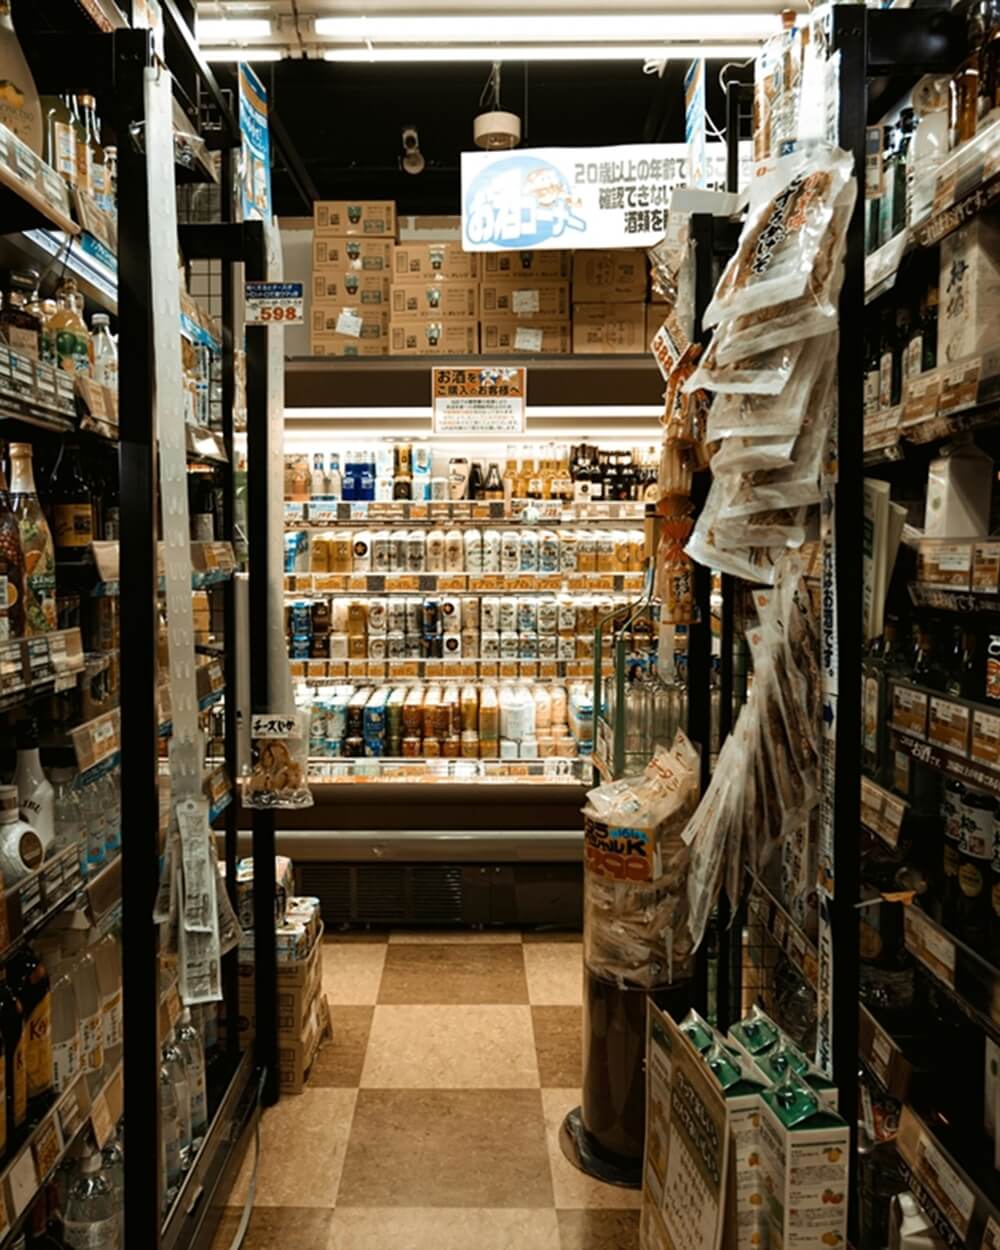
[269,105,321,214]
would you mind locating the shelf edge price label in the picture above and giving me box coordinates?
[245,282,304,325]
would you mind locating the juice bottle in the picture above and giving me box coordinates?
[50,280,90,375]
[9,442,56,634]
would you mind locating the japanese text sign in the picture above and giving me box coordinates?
[432,365,526,434]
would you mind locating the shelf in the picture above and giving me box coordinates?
[295,658,605,683]
[186,424,228,465]
[287,500,649,527]
[909,584,1000,615]
[285,571,645,596]
[861,776,907,848]
[913,114,1000,251]
[864,229,915,304]
[81,541,238,596]
[8,230,116,315]
[903,903,1000,1047]
[0,629,85,717]
[285,353,665,412]
[307,756,589,784]
[746,874,819,989]
[897,1102,1000,1250]
[0,1059,124,1245]
[858,1004,921,1103]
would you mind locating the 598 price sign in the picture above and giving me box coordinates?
[245,281,304,325]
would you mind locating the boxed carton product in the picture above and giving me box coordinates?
[310,303,390,341]
[480,279,570,320]
[572,249,648,301]
[939,216,1000,365]
[310,335,388,358]
[645,304,661,348]
[278,993,331,1095]
[314,200,396,238]
[234,855,294,932]
[390,280,479,319]
[389,318,479,355]
[394,242,479,281]
[238,920,323,1040]
[311,271,391,305]
[924,440,992,538]
[482,251,571,278]
[480,319,571,354]
[312,237,394,272]
[572,302,647,354]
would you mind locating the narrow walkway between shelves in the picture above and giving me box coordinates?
[211,929,639,1250]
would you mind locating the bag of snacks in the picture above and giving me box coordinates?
[704,334,829,440]
[244,709,314,809]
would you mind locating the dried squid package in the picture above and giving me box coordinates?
[703,146,855,329]
[711,434,797,473]
[685,480,785,585]
[713,505,810,552]
[685,336,803,396]
[657,437,695,503]
[704,335,828,440]
[245,710,314,809]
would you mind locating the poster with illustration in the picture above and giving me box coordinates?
[239,64,271,223]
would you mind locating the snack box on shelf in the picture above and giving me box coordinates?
[311,271,391,305]
[571,249,648,301]
[389,319,479,356]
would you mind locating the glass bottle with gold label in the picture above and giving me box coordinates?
[7,944,52,1120]
[0,269,40,361]
[9,443,55,635]
[951,0,988,147]
[50,279,90,375]
[73,95,93,197]
[0,0,42,156]
[78,94,105,202]
[0,454,24,641]
[48,440,94,561]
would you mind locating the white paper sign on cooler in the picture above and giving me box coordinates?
[245,281,305,326]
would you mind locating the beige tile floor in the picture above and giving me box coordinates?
[212,929,641,1250]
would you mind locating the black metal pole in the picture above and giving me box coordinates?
[243,221,280,1108]
[832,7,866,1239]
[115,26,163,1248]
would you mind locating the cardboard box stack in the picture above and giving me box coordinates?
[479,251,572,355]
[311,201,397,357]
[234,856,332,1094]
[572,249,651,354]
[390,238,480,356]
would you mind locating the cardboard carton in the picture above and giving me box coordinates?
[312,237,394,272]
[645,304,661,350]
[572,303,647,354]
[938,216,1000,366]
[572,249,648,301]
[480,279,570,320]
[311,271,391,305]
[238,933,323,1040]
[310,303,390,340]
[389,319,479,355]
[390,280,479,319]
[310,336,388,358]
[394,242,479,281]
[314,200,396,238]
[482,251,572,278]
[480,318,571,354]
[278,993,331,1095]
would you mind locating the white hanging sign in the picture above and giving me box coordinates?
[461,143,734,251]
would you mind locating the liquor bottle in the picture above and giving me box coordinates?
[14,720,53,854]
[865,124,884,255]
[552,446,574,503]
[891,306,909,407]
[43,95,76,186]
[590,451,607,501]
[0,454,24,641]
[49,766,82,866]
[0,784,42,889]
[72,96,91,196]
[921,284,939,372]
[952,0,988,147]
[912,624,946,690]
[941,780,964,927]
[393,471,413,501]
[981,0,1000,126]
[9,444,55,636]
[70,946,103,1089]
[102,462,119,540]
[468,462,485,500]
[864,334,881,414]
[326,451,342,501]
[7,945,53,1120]
[63,1150,118,1250]
[177,1008,208,1150]
[526,450,544,501]
[49,959,81,1096]
[502,446,519,506]
[482,463,504,501]
[161,1059,182,1207]
[50,280,90,375]
[90,314,117,391]
[48,441,94,560]
[877,119,899,250]
[891,108,916,238]
[0,2,42,155]
[26,283,53,366]
[0,957,26,1150]
[0,270,41,361]
[162,1039,192,1168]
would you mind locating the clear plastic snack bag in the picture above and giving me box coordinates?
[686,336,804,396]
[685,479,786,584]
[244,709,314,809]
[704,333,828,440]
[703,146,855,329]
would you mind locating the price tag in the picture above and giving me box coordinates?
[904,907,955,987]
[244,282,304,325]
[90,1089,114,1149]
[940,358,981,414]
[514,326,543,352]
[31,1115,63,1180]
[7,1147,38,1218]
[869,1022,893,1086]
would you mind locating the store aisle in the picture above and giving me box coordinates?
[212,930,640,1250]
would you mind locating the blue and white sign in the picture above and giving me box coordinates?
[238,64,272,223]
[245,282,304,325]
[462,143,716,252]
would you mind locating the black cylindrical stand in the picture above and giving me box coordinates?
[561,970,695,1187]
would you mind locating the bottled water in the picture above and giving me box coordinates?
[94,933,123,1064]
[50,766,83,872]
[162,1039,193,1168]
[63,1150,119,1250]
[178,1008,208,1150]
[77,782,107,876]
[71,948,105,1091]
[160,1060,182,1209]
[97,769,121,860]
[102,1132,125,1247]
[48,961,80,1095]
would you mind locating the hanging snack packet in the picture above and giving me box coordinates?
[685,480,785,585]
[704,333,828,441]
[686,336,803,396]
[656,517,696,624]
[703,146,855,329]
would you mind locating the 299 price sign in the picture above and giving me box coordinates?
[245,281,304,326]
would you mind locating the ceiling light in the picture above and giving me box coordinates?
[314,13,778,42]
[196,18,272,40]
[202,47,283,61]
[323,44,760,63]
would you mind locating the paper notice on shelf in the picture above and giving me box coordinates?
[335,309,363,338]
[432,365,527,434]
[514,326,544,352]
[897,1107,975,1243]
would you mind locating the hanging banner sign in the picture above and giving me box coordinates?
[432,365,526,434]
[238,64,272,223]
[245,281,304,324]
[462,142,733,251]
[684,60,708,191]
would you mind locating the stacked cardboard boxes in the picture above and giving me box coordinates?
[572,249,650,354]
[311,201,397,357]
[479,252,572,355]
[390,240,480,356]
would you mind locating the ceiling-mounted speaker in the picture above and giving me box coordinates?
[473,109,521,150]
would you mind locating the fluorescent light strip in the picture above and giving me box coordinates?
[196,17,271,39]
[315,13,777,41]
[202,47,283,61]
[323,43,758,62]
[285,405,663,420]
